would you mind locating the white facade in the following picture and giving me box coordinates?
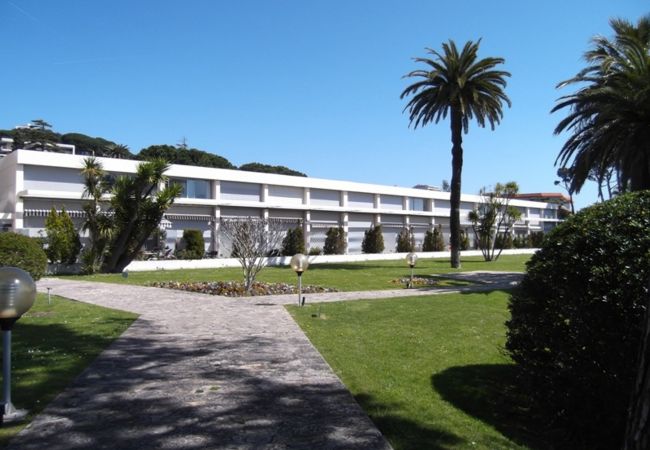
[0,149,562,254]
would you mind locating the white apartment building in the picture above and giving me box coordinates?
[0,149,562,255]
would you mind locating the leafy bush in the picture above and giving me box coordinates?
[495,233,513,250]
[44,207,81,264]
[308,247,322,256]
[0,232,48,280]
[282,227,305,256]
[505,192,650,448]
[422,225,445,251]
[362,225,384,254]
[396,227,415,253]
[529,231,545,248]
[323,227,346,255]
[512,234,528,248]
[176,229,205,260]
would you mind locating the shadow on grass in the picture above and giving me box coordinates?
[353,393,463,450]
[431,364,552,450]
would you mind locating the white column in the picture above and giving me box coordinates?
[212,180,221,201]
[374,193,380,210]
[261,184,269,203]
[211,206,221,255]
[403,196,409,211]
[341,212,349,254]
[340,191,348,208]
[303,210,311,251]
[13,164,24,231]
[303,187,310,205]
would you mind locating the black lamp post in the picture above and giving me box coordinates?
[0,267,36,423]
[290,254,309,306]
[406,252,418,288]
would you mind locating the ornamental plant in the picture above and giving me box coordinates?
[505,191,650,448]
[0,232,48,280]
[362,225,384,254]
[281,227,305,256]
[176,229,205,260]
[396,226,415,253]
[44,207,81,264]
[323,227,345,255]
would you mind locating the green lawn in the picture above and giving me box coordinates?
[288,291,544,450]
[0,294,137,447]
[66,254,530,292]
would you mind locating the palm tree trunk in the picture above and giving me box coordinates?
[449,108,463,269]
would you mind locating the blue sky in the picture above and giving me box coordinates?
[1,1,647,209]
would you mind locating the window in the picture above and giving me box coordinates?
[409,197,425,211]
[173,179,210,199]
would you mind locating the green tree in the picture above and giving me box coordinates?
[239,162,307,177]
[176,229,205,260]
[423,225,445,252]
[362,225,384,254]
[80,157,181,273]
[323,227,346,255]
[553,16,650,193]
[138,144,235,169]
[281,227,305,256]
[396,226,415,253]
[44,207,81,264]
[468,182,522,261]
[401,40,511,268]
[0,232,47,280]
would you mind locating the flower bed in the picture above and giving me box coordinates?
[147,280,338,297]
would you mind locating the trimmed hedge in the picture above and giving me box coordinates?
[505,191,650,448]
[0,232,48,280]
[362,225,384,254]
[282,227,305,256]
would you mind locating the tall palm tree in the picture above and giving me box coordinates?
[553,16,650,193]
[401,40,511,268]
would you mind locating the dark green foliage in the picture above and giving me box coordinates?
[44,207,81,264]
[176,229,205,260]
[0,232,48,280]
[138,144,235,169]
[423,225,445,252]
[61,133,132,158]
[323,227,346,255]
[308,247,322,256]
[505,191,650,448]
[396,227,415,253]
[460,228,470,251]
[512,235,528,249]
[239,162,307,177]
[281,227,305,256]
[362,225,384,254]
[529,231,545,248]
[495,233,513,250]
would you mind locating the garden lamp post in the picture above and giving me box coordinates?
[0,267,36,423]
[290,254,309,306]
[406,252,418,288]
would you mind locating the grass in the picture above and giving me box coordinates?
[288,291,545,450]
[64,254,530,292]
[0,294,137,447]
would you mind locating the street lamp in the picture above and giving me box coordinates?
[0,267,36,423]
[290,254,309,306]
[405,252,418,288]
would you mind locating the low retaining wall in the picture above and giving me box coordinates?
[124,249,537,272]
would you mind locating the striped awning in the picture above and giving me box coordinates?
[164,214,212,221]
[24,209,85,218]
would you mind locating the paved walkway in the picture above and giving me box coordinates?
[8,272,521,450]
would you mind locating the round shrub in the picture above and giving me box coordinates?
[0,232,48,280]
[505,191,650,448]
[177,229,205,260]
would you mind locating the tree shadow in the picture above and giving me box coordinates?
[353,393,463,450]
[431,364,552,450]
[6,324,395,450]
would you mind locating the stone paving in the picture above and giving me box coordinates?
[7,272,522,450]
